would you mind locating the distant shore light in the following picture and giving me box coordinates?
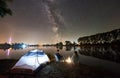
[22,44,27,49]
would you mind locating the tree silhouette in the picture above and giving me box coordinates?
[78,29,120,45]
[65,41,72,46]
[0,0,12,17]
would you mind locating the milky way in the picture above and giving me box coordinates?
[42,0,66,43]
[0,0,120,44]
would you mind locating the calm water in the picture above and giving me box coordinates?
[0,46,120,74]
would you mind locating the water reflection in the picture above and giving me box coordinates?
[56,45,63,50]
[78,46,120,63]
[65,46,72,51]
[6,48,12,56]
[1,46,25,56]
[1,44,120,64]
[56,45,120,63]
[0,45,119,74]
[57,45,77,51]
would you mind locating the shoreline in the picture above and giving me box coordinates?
[0,59,119,78]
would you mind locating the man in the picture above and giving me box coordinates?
[54,50,64,62]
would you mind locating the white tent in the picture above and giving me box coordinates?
[12,49,50,71]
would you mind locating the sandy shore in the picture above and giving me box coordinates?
[0,59,119,78]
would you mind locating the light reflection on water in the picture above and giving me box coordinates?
[0,48,34,59]
[0,46,120,74]
[41,46,120,74]
[0,46,120,63]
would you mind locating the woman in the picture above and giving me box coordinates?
[71,51,80,64]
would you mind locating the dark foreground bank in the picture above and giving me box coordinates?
[0,59,120,78]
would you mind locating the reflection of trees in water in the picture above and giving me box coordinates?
[0,43,10,50]
[65,46,72,51]
[56,45,63,50]
[65,46,77,51]
[79,46,120,63]
[56,45,77,51]
[0,43,28,50]
[56,46,70,51]
[0,47,24,51]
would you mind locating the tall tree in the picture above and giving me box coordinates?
[0,0,12,17]
[65,41,72,46]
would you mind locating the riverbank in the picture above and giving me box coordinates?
[0,59,17,78]
[38,62,119,78]
[0,59,119,78]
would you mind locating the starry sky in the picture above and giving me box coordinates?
[0,0,120,44]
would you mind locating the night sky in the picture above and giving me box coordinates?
[0,0,120,44]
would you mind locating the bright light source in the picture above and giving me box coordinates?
[65,57,72,64]
[22,44,27,48]
[12,49,50,71]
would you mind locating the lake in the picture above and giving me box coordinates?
[0,46,120,74]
